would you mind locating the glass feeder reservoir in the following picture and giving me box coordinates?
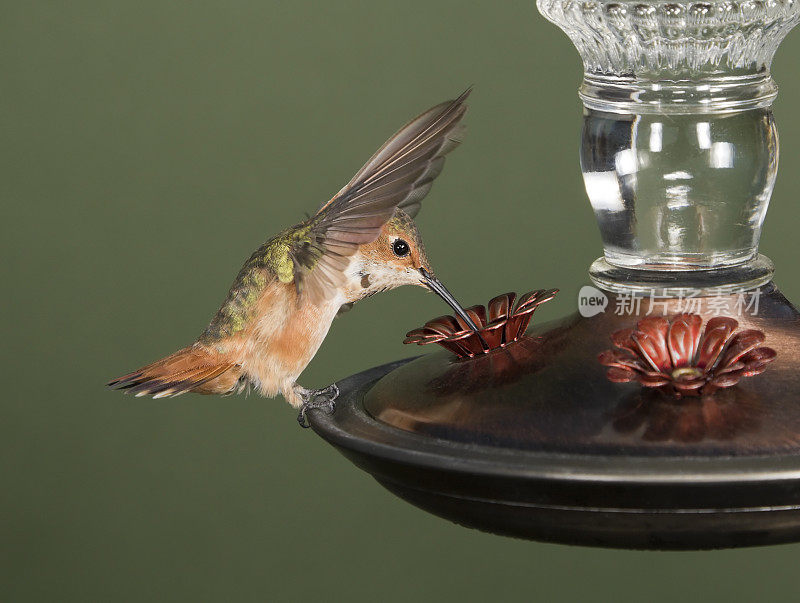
[539,0,795,291]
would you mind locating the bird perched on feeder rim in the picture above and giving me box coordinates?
[108,89,477,426]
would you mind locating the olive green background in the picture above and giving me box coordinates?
[4,2,800,601]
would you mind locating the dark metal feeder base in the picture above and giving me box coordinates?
[308,284,800,549]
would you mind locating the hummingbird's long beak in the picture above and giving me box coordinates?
[419,268,481,333]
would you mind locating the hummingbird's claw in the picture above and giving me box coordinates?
[297,383,339,428]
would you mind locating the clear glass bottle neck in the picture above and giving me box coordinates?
[581,71,778,115]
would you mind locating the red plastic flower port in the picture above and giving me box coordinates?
[404,289,558,359]
[599,314,776,397]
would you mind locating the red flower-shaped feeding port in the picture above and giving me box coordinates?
[404,289,558,359]
[599,314,777,397]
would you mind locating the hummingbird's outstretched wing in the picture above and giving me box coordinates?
[293,89,470,304]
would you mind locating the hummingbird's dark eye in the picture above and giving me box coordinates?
[392,239,411,257]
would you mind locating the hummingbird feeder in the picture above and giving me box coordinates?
[307,0,800,549]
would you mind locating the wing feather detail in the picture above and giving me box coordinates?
[291,89,469,304]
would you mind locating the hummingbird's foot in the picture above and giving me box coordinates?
[296,383,339,429]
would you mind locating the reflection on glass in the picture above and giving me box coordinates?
[581,110,778,269]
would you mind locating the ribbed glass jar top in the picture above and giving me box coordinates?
[537,0,800,76]
[537,0,800,113]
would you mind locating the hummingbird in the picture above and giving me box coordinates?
[108,90,479,426]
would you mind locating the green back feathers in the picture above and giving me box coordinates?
[199,225,314,342]
[264,223,320,284]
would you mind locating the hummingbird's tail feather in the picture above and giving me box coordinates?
[107,345,242,398]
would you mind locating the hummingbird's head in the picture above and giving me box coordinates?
[350,210,480,331]
[352,210,433,292]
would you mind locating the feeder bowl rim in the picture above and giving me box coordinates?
[307,357,800,486]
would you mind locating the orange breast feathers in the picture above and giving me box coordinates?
[236,281,342,399]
